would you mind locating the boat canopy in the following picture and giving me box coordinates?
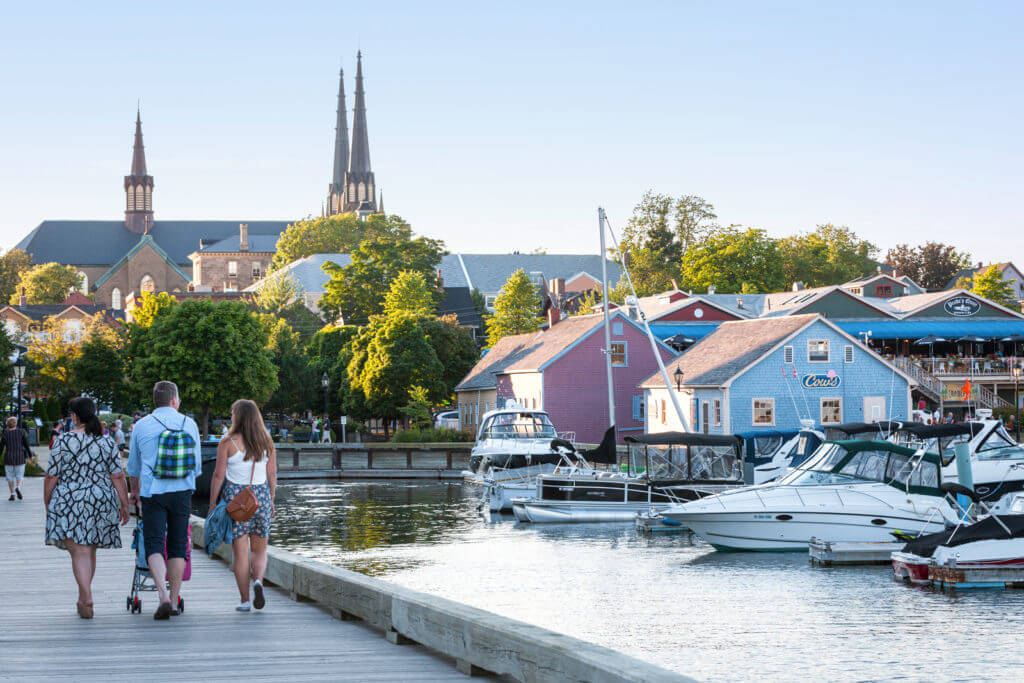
[734,430,801,461]
[625,432,740,447]
[901,514,1024,558]
[824,422,895,440]
[782,440,944,495]
[899,422,984,439]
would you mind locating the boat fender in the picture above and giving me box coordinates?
[661,517,683,527]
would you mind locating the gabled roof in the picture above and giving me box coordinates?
[761,285,898,319]
[0,303,124,323]
[245,253,353,294]
[94,235,191,290]
[455,335,537,392]
[886,288,1024,319]
[841,273,904,289]
[195,234,279,254]
[945,262,1023,290]
[437,254,622,293]
[438,287,482,329]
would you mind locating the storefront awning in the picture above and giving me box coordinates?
[834,319,1024,340]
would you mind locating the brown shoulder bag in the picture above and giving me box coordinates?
[225,440,258,522]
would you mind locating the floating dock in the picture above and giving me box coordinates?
[809,538,904,566]
[635,511,688,533]
[929,563,1024,589]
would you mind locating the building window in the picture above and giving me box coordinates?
[224,283,238,292]
[140,275,155,293]
[713,399,722,426]
[807,339,830,363]
[876,285,892,297]
[632,395,645,421]
[610,341,627,367]
[252,262,262,279]
[485,295,497,310]
[752,399,775,426]
[844,345,854,363]
[126,185,135,210]
[821,397,843,425]
[690,398,698,427]
[111,288,122,310]
[612,322,624,336]
[135,184,145,210]
[784,345,794,364]
[228,261,238,277]
[144,186,152,211]
[78,271,89,293]
[660,399,666,425]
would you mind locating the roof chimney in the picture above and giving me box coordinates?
[737,296,744,309]
[550,278,565,299]
[671,278,679,290]
[708,285,716,295]
[546,305,561,327]
[792,281,804,292]
[436,268,444,288]
[977,261,984,269]
[239,223,249,252]
[18,287,26,307]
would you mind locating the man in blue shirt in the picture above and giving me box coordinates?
[127,381,201,620]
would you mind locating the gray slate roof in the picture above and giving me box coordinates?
[642,315,816,387]
[17,220,291,267]
[245,253,353,294]
[197,234,280,254]
[438,254,622,293]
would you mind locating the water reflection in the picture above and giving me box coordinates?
[253,481,1024,681]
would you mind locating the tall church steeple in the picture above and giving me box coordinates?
[124,110,155,234]
[326,52,377,217]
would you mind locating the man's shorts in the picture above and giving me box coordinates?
[141,490,191,559]
[4,464,25,483]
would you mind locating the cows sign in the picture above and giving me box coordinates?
[944,296,981,317]
[803,371,841,389]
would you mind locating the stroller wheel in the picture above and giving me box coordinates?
[133,597,141,614]
[177,597,184,613]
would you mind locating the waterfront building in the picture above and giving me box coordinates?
[454,310,676,443]
[640,314,914,435]
[0,292,123,343]
[945,261,1024,304]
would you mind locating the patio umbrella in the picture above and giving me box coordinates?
[956,335,989,343]
[913,334,950,345]
[664,334,696,348]
[999,334,1024,343]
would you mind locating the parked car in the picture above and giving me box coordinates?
[434,410,459,430]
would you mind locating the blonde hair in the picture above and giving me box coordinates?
[228,399,273,462]
[5,417,17,429]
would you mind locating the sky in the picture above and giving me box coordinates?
[1,1,1022,265]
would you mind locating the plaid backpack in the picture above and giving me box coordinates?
[152,416,196,479]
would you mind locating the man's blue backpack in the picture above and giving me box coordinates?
[152,417,196,479]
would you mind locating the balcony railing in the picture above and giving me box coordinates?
[894,355,1023,376]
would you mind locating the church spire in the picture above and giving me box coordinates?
[331,67,349,192]
[124,108,155,234]
[349,51,371,175]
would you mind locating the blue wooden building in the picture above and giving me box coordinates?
[639,314,915,435]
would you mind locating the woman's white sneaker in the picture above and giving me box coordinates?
[235,601,251,612]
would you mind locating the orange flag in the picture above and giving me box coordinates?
[962,379,972,399]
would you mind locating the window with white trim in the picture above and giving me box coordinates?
[844,345,854,363]
[140,275,155,293]
[228,261,238,277]
[632,395,645,421]
[784,345,794,364]
[252,262,262,279]
[713,399,722,426]
[821,397,843,425]
[610,341,627,367]
[807,339,830,362]
[752,398,775,426]
[485,295,497,310]
[111,288,122,310]
[690,398,698,427]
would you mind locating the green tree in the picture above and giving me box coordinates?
[485,269,542,348]
[383,270,437,317]
[26,318,82,401]
[421,314,480,396]
[319,230,445,324]
[263,318,317,417]
[131,291,178,327]
[399,385,434,430]
[777,224,877,288]
[0,249,33,304]
[72,320,129,410]
[12,263,81,304]
[679,226,784,293]
[884,242,971,291]
[470,288,489,319]
[128,299,278,435]
[971,265,1018,308]
[571,288,603,316]
[0,324,15,408]
[255,272,304,314]
[270,213,413,271]
[306,325,360,419]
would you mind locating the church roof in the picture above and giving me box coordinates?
[94,235,190,289]
[17,220,291,267]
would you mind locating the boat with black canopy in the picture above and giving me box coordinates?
[739,422,825,484]
[824,421,904,442]
[511,432,746,523]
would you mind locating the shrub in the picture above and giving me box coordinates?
[392,427,475,443]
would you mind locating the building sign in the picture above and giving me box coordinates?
[944,296,980,317]
[941,381,979,402]
[803,371,841,389]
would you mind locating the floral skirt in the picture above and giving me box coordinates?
[222,481,272,540]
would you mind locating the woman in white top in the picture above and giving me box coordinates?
[208,399,277,612]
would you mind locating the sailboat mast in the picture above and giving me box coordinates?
[598,207,616,428]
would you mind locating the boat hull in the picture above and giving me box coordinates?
[891,551,931,584]
[512,499,670,523]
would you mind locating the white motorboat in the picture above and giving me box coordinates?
[662,440,959,551]
[739,422,825,484]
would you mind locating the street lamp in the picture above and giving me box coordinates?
[321,371,330,422]
[673,367,684,392]
[1013,364,1021,442]
[12,354,26,428]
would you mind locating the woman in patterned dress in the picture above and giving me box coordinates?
[44,397,130,619]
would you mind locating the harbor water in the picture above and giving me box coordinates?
[262,480,1024,681]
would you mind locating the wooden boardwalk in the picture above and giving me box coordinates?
[0,479,478,682]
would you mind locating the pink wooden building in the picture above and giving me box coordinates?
[455,311,677,444]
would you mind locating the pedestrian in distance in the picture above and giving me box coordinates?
[3,416,34,500]
[321,416,332,443]
[111,419,126,450]
[127,381,201,620]
[44,397,130,619]
[309,416,319,443]
[208,399,277,612]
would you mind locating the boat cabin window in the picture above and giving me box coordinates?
[908,460,939,489]
[632,443,742,482]
[976,428,1021,458]
[479,412,556,439]
[753,436,784,458]
[839,450,889,482]
[884,453,914,486]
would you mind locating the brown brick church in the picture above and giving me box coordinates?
[15,53,380,310]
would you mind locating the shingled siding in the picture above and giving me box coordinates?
[727,321,911,432]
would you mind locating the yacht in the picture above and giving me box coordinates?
[661,440,958,551]
[511,432,747,523]
[741,422,825,484]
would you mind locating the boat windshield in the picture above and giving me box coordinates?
[479,412,557,440]
[778,445,939,490]
[976,428,1023,459]
[629,443,743,482]
[752,436,784,458]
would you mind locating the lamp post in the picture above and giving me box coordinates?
[1013,364,1021,442]
[674,367,684,392]
[321,371,329,422]
[13,354,26,428]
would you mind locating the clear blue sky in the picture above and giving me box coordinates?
[2,1,1022,265]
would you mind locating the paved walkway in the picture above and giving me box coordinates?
[0,478,471,681]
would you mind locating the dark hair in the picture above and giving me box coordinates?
[153,380,178,408]
[69,397,104,437]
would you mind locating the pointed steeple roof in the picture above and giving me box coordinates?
[348,51,371,175]
[130,109,148,176]
[331,67,349,191]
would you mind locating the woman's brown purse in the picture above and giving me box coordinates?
[226,450,258,522]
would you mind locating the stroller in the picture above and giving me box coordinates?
[126,507,192,614]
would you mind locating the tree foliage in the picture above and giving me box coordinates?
[270,213,415,271]
[0,323,15,407]
[72,321,130,411]
[485,269,542,348]
[383,270,437,318]
[319,228,445,324]
[131,291,178,327]
[255,272,303,314]
[679,227,784,293]
[571,288,603,316]
[0,249,33,304]
[127,299,277,434]
[263,317,317,416]
[777,224,877,288]
[12,262,82,305]
[26,318,82,401]
[884,242,971,291]
[970,265,1018,309]
[421,314,480,394]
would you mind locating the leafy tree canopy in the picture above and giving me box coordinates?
[571,288,603,316]
[26,317,84,401]
[131,291,177,327]
[485,269,542,348]
[0,323,15,406]
[885,242,971,291]
[679,226,784,294]
[263,317,318,416]
[72,321,130,411]
[383,270,437,318]
[254,272,304,315]
[12,263,81,305]
[777,224,877,288]
[971,265,1018,309]
[270,213,414,271]
[0,249,33,305]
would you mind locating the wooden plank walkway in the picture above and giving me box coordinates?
[0,478,477,681]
